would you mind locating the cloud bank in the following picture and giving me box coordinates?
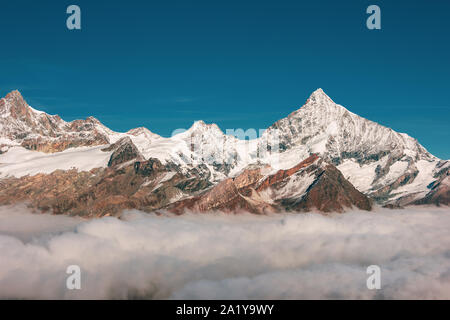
[0,205,450,299]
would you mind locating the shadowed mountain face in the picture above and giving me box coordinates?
[0,89,448,216]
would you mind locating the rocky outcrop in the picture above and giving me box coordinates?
[103,137,144,167]
[21,133,109,153]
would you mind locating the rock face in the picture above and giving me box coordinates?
[103,137,144,167]
[282,163,372,212]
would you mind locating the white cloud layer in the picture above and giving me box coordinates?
[0,205,450,299]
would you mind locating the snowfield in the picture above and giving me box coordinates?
[0,205,450,299]
[0,145,113,178]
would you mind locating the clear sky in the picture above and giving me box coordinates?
[0,0,449,159]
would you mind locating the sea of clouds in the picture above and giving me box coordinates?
[0,204,450,299]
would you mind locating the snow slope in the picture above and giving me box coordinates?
[0,146,112,178]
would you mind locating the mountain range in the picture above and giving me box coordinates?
[0,89,448,217]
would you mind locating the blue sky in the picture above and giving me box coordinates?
[0,0,449,159]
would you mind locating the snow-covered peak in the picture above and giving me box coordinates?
[306,88,334,105]
[121,127,162,152]
[295,88,347,117]
[263,88,434,166]
[192,119,206,127]
[191,120,221,132]
[127,127,159,138]
[176,120,225,140]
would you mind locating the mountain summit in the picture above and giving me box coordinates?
[0,90,112,152]
[0,89,448,215]
[306,88,334,105]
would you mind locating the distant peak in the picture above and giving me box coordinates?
[1,90,37,118]
[86,116,101,123]
[127,127,150,134]
[191,120,218,130]
[193,120,206,126]
[127,126,158,137]
[182,120,224,137]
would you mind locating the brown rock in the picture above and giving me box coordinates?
[104,137,144,167]
[284,164,372,212]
